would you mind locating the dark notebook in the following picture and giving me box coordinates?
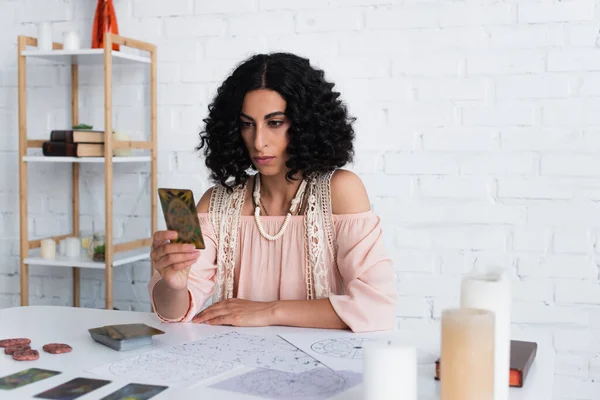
[434,340,537,388]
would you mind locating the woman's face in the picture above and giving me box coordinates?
[240,89,291,177]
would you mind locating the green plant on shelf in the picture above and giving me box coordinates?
[72,123,93,130]
[93,244,105,262]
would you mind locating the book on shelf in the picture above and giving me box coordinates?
[42,129,105,157]
[42,141,104,157]
[434,340,538,388]
[50,129,105,143]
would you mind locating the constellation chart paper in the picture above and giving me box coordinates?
[279,331,436,372]
[168,331,323,373]
[210,367,362,400]
[88,349,239,387]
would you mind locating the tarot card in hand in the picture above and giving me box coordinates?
[0,368,61,390]
[100,383,168,400]
[158,188,205,249]
[34,377,111,399]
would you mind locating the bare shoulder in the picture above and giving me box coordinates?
[329,169,371,215]
[196,186,215,213]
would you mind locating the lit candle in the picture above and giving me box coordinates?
[363,340,417,400]
[440,308,494,400]
[461,267,511,400]
[40,239,56,259]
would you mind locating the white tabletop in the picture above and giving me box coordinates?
[0,306,554,400]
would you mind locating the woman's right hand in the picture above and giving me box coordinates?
[150,230,200,291]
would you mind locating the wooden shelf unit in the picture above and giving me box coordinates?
[17,33,157,310]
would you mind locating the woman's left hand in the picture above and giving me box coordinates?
[192,298,277,327]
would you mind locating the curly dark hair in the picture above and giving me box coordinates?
[196,52,356,189]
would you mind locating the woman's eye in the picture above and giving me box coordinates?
[269,120,284,127]
[241,121,253,128]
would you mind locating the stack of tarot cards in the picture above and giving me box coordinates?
[88,323,165,351]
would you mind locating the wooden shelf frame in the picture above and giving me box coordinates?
[17,33,157,310]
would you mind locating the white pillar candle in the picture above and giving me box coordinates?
[40,239,56,259]
[460,266,511,400]
[63,31,80,51]
[363,340,417,400]
[37,22,52,51]
[65,237,81,258]
[59,239,67,256]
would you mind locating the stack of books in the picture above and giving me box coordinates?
[42,129,105,157]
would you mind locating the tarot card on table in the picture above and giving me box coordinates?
[0,368,61,390]
[34,377,111,400]
[100,383,168,400]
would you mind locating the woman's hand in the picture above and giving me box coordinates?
[151,230,200,291]
[192,299,276,327]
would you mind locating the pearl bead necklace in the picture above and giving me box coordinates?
[253,174,308,241]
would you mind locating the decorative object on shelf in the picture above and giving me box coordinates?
[63,31,80,51]
[73,123,93,130]
[65,237,81,258]
[461,266,511,400]
[89,233,106,262]
[37,22,52,51]
[59,239,67,256]
[91,0,120,51]
[79,231,93,250]
[40,239,56,260]
[440,308,494,400]
[113,130,132,156]
[363,340,417,400]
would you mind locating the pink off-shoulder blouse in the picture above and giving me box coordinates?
[148,210,398,333]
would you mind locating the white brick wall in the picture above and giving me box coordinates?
[1,0,599,397]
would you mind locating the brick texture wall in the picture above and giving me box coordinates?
[1,0,599,397]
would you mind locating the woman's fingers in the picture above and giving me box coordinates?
[151,242,197,263]
[152,230,177,248]
[170,258,198,271]
[193,304,232,324]
[154,250,199,272]
[205,315,236,326]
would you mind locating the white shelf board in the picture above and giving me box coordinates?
[23,156,151,163]
[24,247,150,269]
[21,48,150,65]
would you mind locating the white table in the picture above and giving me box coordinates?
[0,306,554,400]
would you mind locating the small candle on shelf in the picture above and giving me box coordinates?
[440,308,495,400]
[63,31,80,51]
[59,239,67,256]
[363,340,417,400]
[65,237,81,258]
[40,239,56,260]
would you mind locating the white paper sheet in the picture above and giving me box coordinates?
[279,330,437,373]
[168,331,322,373]
[88,349,239,387]
[210,367,362,400]
[89,330,323,387]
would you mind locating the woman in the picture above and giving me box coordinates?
[148,52,397,333]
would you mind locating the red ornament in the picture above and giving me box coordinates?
[91,0,119,51]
